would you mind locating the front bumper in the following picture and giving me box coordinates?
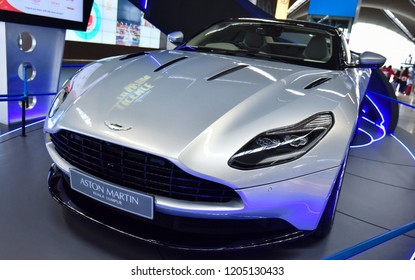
[48,164,310,250]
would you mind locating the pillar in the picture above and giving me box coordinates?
[0,22,65,125]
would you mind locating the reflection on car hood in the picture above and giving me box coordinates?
[58,50,343,158]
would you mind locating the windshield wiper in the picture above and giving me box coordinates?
[178,45,244,54]
[245,52,289,63]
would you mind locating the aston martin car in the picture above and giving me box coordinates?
[44,18,386,250]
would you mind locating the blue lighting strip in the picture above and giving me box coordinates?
[351,128,375,149]
[350,93,387,148]
[323,220,415,260]
[391,134,415,161]
[411,250,415,260]
[351,117,386,148]
[364,94,386,133]
[0,92,56,100]
[368,90,415,110]
[0,119,44,139]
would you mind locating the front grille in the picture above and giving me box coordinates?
[50,130,239,203]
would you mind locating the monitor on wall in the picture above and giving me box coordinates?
[0,0,94,31]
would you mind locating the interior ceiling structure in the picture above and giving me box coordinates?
[129,0,415,44]
[129,0,274,40]
[288,0,415,43]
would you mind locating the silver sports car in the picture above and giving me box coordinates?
[44,18,386,250]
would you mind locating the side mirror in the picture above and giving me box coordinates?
[358,51,386,68]
[168,31,184,45]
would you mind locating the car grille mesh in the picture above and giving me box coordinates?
[50,130,239,203]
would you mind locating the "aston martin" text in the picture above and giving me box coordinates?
[80,178,140,206]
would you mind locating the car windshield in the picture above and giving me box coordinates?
[182,21,339,69]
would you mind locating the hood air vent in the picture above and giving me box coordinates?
[154,56,188,72]
[120,52,148,60]
[304,77,332,89]
[207,64,249,81]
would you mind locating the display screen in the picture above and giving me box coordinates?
[65,0,118,44]
[65,0,160,49]
[308,0,359,18]
[0,0,93,31]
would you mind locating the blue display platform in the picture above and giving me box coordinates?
[0,118,414,259]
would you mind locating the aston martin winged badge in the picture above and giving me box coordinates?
[104,121,132,131]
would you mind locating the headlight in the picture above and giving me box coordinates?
[228,113,334,170]
[48,78,73,118]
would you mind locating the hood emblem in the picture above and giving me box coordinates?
[104,121,132,131]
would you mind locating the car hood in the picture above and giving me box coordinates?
[50,50,356,179]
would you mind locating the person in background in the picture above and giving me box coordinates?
[408,65,415,95]
[399,67,410,94]
[391,66,401,92]
[381,65,395,82]
[394,66,403,84]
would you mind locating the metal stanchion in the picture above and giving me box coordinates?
[21,63,29,137]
